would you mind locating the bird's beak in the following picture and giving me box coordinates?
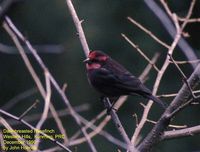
[83,58,90,63]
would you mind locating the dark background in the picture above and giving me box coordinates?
[0,0,200,151]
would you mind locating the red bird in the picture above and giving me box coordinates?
[84,50,167,109]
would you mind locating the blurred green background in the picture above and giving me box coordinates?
[0,0,200,151]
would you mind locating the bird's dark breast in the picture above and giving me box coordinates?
[87,69,131,97]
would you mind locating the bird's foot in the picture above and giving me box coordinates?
[101,96,117,115]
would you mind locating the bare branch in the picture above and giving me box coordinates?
[127,17,170,49]
[170,59,200,64]
[163,125,200,140]
[66,0,90,56]
[121,33,159,72]
[76,112,128,150]
[139,53,160,81]
[158,89,200,98]
[4,16,97,152]
[48,104,69,145]
[34,71,52,149]
[19,100,39,120]
[168,53,196,99]
[103,97,134,151]
[178,17,200,23]
[132,0,196,148]
[138,63,200,151]
[69,114,109,146]
[133,113,139,127]
[146,119,187,129]
[131,53,162,145]
[144,0,198,69]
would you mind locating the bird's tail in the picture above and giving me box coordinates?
[145,94,168,109]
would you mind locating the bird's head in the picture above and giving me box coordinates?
[83,51,109,70]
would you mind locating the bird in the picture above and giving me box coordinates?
[83,50,167,109]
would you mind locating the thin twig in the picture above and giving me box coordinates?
[76,112,128,150]
[34,71,52,149]
[131,53,161,145]
[159,0,174,18]
[168,95,200,119]
[127,16,170,49]
[139,53,160,81]
[103,97,134,151]
[168,53,196,99]
[66,0,90,56]
[121,33,159,72]
[157,89,200,98]
[163,124,200,140]
[69,110,107,142]
[146,119,187,129]
[169,59,200,64]
[19,100,39,120]
[133,113,139,127]
[47,104,69,145]
[178,17,200,23]
[69,115,110,146]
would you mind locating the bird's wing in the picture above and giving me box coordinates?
[104,59,140,84]
[100,66,151,95]
[114,72,152,95]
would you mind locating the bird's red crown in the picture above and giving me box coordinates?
[88,51,108,61]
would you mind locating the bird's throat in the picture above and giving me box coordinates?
[86,63,101,70]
